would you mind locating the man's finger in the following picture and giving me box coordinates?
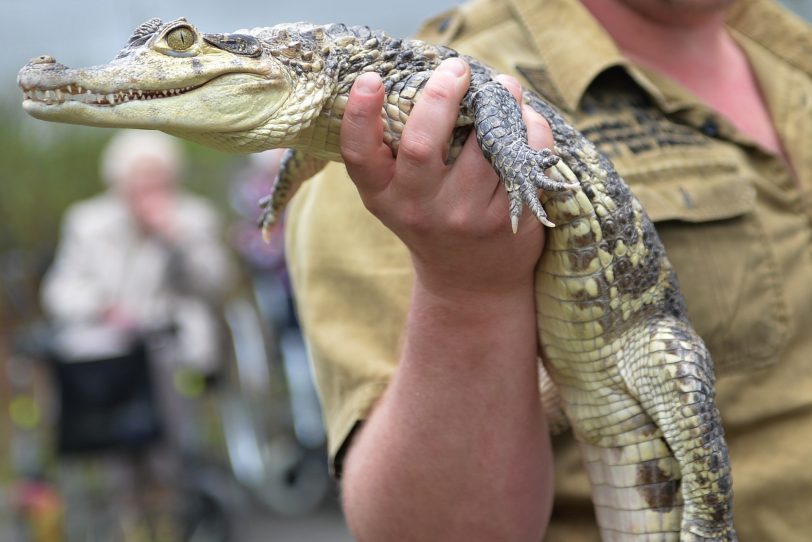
[396,58,471,185]
[495,74,523,104]
[523,104,554,151]
[341,72,394,193]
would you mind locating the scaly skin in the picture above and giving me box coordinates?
[18,18,736,541]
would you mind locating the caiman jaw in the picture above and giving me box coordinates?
[21,82,200,107]
[18,54,212,109]
[17,48,290,135]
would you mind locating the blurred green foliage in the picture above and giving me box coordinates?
[0,111,106,255]
[0,105,239,254]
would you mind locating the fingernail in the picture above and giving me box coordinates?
[437,58,466,77]
[355,73,381,95]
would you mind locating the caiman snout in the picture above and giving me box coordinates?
[18,56,72,97]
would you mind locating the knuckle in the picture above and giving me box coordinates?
[345,100,376,123]
[445,207,474,235]
[397,202,430,233]
[342,92,383,132]
[342,106,378,136]
[422,76,456,103]
[340,144,367,166]
[398,134,436,165]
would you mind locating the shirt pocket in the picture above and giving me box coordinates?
[628,164,791,375]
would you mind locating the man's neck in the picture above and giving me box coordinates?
[580,0,732,83]
[580,0,790,167]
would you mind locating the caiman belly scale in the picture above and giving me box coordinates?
[17,17,736,541]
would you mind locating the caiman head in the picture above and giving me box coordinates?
[17,18,335,152]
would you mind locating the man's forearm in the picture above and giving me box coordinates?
[342,278,553,541]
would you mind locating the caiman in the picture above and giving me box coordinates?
[17,17,736,541]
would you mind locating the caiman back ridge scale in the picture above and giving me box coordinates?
[17,18,736,540]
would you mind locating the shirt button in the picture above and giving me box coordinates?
[700,117,720,138]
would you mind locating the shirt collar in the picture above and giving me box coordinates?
[507,0,629,112]
[726,0,812,77]
[504,0,807,115]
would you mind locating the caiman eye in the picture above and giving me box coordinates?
[166,26,195,50]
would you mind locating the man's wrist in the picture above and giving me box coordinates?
[411,271,536,323]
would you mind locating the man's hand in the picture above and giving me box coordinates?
[338,58,555,542]
[340,57,553,299]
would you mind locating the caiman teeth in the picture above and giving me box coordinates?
[24,82,203,106]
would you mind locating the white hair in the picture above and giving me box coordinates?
[100,130,185,187]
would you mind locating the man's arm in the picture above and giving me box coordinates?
[339,58,554,541]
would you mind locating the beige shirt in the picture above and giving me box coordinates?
[286,0,812,539]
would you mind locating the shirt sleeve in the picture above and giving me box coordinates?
[285,162,413,475]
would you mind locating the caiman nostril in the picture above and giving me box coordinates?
[29,55,56,65]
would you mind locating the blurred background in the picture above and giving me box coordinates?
[2,2,460,541]
[1,1,810,541]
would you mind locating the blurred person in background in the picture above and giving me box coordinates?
[39,129,236,539]
[41,129,235,380]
